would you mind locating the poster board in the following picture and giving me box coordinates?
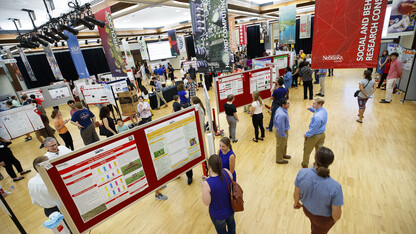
[215,67,272,113]
[37,107,207,234]
[0,104,44,140]
[117,90,139,116]
[107,79,129,94]
[252,53,291,78]
[18,83,74,108]
[82,84,111,105]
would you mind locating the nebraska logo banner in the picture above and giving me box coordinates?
[95,7,127,77]
[312,0,388,69]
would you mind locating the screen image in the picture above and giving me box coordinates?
[147,41,176,61]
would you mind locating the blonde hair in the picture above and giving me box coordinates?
[314,97,325,105]
[252,91,262,105]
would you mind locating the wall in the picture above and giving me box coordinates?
[399,31,415,49]
[0,68,16,96]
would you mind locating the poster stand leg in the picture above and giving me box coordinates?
[80,91,89,111]
[0,193,27,234]
[111,89,122,119]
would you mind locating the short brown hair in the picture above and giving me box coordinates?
[314,97,325,105]
[75,102,83,109]
[227,94,234,101]
[177,83,185,91]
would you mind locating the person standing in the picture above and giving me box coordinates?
[294,147,343,234]
[218,137,237,182]
[299,61,314,100]
[188,64,197,80]
[266,79,287,132]
[30,94,42,106]
[283,67,293,98]
[316,68,328,97]
[67,100,78,116]
[250,91,265,142]
[99,106,117,137]
[292,60,300,87]
[327,68,334,77]
[43,137,72,160]
[380,52,402,103]
[378,55,391,89]
[0,137,31,181]
[151,77,168,109]
[137,96,152,125]
[201,155,235,234]
[376,50,389,81]
[177,83,190,108]
[185,76,198,99]
[302,97,327,168]
[224,94,239,143]
[51,109,74,150]
[70,103,99,146]
[11,96,21,107]
[274,98,291,164]
[357,70,376,123]
[168,63,175,85]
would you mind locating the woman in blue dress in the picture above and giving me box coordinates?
[376,50,388,81]
[218,137,236,182]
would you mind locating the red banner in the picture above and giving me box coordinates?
[311,0,388,69]
[239,25,247,45]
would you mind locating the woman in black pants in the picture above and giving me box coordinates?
[250,91,265,142]
[0,138,31,181]
[51,109,74,150]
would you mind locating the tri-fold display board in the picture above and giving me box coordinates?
[37,106,207,233]
[0,104,44,140]
[215,67,273,113]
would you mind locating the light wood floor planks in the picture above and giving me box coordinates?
[0,68,415,234]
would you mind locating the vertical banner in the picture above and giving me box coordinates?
[312,0,388,69]
[177,35,187,53]
[167,29,180,56]
[65,31,90,79]
[137,37,149,60]
[18,48,37,81]
[122,40,135,69]
[271,22,279,42]
[387,0,416,36]
[279,5,296,44]
[95,7,127,77]
[43,45,64,80]
[5,48,24,81]
[239,25,247,45]
[299,14,312,39]
[190,0,232,73]
[229,15,237,52]
[260,21,270,43]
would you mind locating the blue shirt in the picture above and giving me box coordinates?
[274,107,290,137]
[154,80,162,92]
[117,124,129,133]
[178,90,189,104]
[305,107,327,137]
[283,72,292,89]
[272,87,287,106]
[317,69,327,78]
[157,68,164,76]
[219,149,236,182]
[71,109,95,131]
[294,167,343,217]
[206,172,234,220]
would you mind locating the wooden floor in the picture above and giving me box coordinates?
[1,68,416,234]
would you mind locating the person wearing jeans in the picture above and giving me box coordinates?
[250,91,265,142]
[224,94,239,143]
[316,69,327,97]
[202,155,236,234]
[299,61,314,100]
[380,52,402,103]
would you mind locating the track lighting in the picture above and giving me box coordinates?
[97,39,100,43]
[84,15,105,28]
[75,18,95,30]
[61,42,65,46]
[51,28,69,40]
[37,33,54,43]
[85,40,88,45]
[44,31,61,42]
[31,36,49,46]
[58,24,79,35]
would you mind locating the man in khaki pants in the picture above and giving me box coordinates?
[274,98,291,164]
[302,97,327,168]
[380,52,402,103]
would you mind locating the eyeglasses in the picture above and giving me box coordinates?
[46,143,58,148]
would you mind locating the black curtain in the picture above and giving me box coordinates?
[295,17,314,54]
[15,48,110,89]
[186,36,196,59]
[247,25,265,59]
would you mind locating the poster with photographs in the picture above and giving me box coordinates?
[387,0,416,36]
[260,21,269,43]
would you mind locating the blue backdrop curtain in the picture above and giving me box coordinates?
[294,17,314,54]
[15,47,110,89]
[247,25,265,59]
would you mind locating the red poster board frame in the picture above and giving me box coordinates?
[253,53,291,77]
[38,107,206,233]
[215,67,272,113]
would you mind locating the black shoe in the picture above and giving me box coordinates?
[39,144,44,149]
[380,100,390,103]
[187,177,193,185]
[315,93,321,96]
[309,98,313,100]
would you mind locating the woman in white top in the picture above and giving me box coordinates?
[137,96,152,125]
[250,91,265,142]
[180,65,186,80]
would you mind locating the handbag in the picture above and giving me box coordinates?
[99,124,112,136]
[223,170,244,212]
[354,80,370,97]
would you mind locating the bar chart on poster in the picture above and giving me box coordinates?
[55,135,147,222]
[250,69,272,93]
[145,111,201,180]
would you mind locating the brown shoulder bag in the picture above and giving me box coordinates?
[223,170,244,212]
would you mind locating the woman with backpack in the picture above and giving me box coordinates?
[202,154,235,234]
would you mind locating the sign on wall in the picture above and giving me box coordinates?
[239,25,247,45]
[311,0,388,69]
[387,0,416,36]
[300,14,312,39]
[279,5,296,44]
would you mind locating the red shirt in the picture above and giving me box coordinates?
[383,61,391,74]
[34,98,42,105]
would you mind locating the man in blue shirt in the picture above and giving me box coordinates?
[302,97,327,168]
[316,69,327,97]
[151,77,168,109]
[266,78,287,132]
[70,103,99,146]
[274,97,291,164]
